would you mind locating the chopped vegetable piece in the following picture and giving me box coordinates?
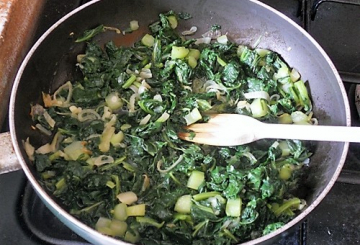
[167,15,178,29]
[187,170,205,190]
[184,107,202,125]
[250,98,269,118]
[225,198,242,217]
[129,20,139,31]
[141,34,155,47]
[110,219,128,237]
[114,203,128,221]
[126,204,146,216]
[279,164,293,180]
[171,46,190,59]
[136,216,165,229]
[174,195,192,214]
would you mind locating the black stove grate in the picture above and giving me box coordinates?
[1,0,360,245]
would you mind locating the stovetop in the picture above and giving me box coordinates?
[1,0,360,244]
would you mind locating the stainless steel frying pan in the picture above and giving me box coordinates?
[0,0,350,244]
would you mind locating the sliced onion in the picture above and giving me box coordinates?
[78,109,101,122]
[102,106,112,120]
[85,134,101,140]
[290,68,301,82]
[23,138,35,161]
[35,124,52,136]
[128,93,137,113]
[202,29,222,39]
[244,91,270,102]
[153,94,162,102]
[291,111,309,124]
[156,112,170,123]
[129,85,139,94]
[241,152,257,164]
[139,68,152,79]
[204,80,227,95]
[94,155,114,166]
[48,81,73,108]
[310,118,318,125]
[139,114,152,125]
[216,34,228,44]
[36,143,53,154]
[181,26,197,36]
[237,100,251,111]
[195,37,211,45]
[157,155,184,173]
[270,94,280,102]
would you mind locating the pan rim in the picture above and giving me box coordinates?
[9,0,351,244]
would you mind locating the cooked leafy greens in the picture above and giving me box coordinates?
[27,10,314,245]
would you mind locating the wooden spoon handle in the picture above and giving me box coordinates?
[259,123,360,143]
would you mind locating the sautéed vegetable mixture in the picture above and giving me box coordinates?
[26,11,315,245]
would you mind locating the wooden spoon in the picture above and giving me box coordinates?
[178,114,360,146]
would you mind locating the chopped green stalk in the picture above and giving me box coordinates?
[75,25,105,42]
[167,15,178,29]
[110,131,125,146]
[173,213,192,223]
[250,98,269,118]
[122,74,137,89]
[106,181,116,189]
[192,220,209,237]
[129,20,139,31]
[188,48,200,60]
[279,164,293,180]
[95,217,113,235]
[124,230,140,243]
[187,170,205,190]
[41,170,56,179]
[294,80,311,111]
[174,195,192,214]
[274,65,290,81]
[126,204,146,216]
[171,46,189,59]
[256,48,271,57]
[225,198,242,217]
[136,216,165,229]
[290,68,301,82]
[141,34,155,47]
[184,107,202,125]
[217,56,227,66]
[187,56,197,68]
[278,141,291,156]
[193,191,221,201]
[196,99,212,111]
[55,177,66,190]
[222,228,239,243]
[113,203,128,221]
[278,113,293,124]
[110,219,128,237]
[99,126,115,153]
[64,141,90,161]
[48,151,61,162]
[273,198,301,216]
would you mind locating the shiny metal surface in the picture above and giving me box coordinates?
[7,0,350,244]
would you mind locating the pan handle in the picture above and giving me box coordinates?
[0,132,22,174]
